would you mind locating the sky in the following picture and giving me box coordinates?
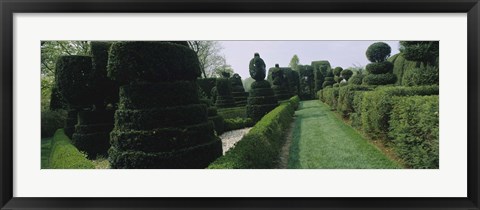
[219,41,400,79]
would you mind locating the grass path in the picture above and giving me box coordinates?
[287,100,401,169]
[41,137,52,168]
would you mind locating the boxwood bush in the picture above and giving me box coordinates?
[361,85,439,139]
[223,117,255,131]
[337,85,373,118]
[208,96,299,169]
[49,129,95,169]
[321,87,340,109]
[389,95,439,169]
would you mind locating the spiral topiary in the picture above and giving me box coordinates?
[108,41,222,168]
[363,42,396,85]
[229,73,248,106]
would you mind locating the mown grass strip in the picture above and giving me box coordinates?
[288,100,401,169]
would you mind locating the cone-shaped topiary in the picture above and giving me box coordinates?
[363,42,397,85]
[215,78,236,108]
[229,73,248,106]
[108,41,222,168]
[247,53,277,122]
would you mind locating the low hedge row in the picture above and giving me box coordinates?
[208,96,299,169]
[337,85,373,117]
[361,85,439,139]
[217,106,247,119]
[49,129,95,169]
[223,117,255,131]
[389,95,439,168]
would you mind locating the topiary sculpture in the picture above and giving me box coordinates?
[363,42,397,85]
[229,73,248,106]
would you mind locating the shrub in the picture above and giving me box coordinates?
[361,85,439,139]
[197,78,217,99]
[389,95,439,168]
[107,41,200,85]
[333,83,340,87]
[333,67,343,76]
[362,73,397,85]
[366,42,391,62]
[322,87,340,109]
[208,96,299,169]
[366,61,393,74]
[49,129,95,169]
[350,91,369,129]
[340,69,353,81]
[349,74,363,85]
[217,106,247,119]
[399,41,439,65]
[223,118,255,131]
[388,53,420,85]
[337,85,373,118]
[49,87,67,110]
[41,109,67,138]
[55,55,93,107]
[90,41,118,109]
[402,64,439,86]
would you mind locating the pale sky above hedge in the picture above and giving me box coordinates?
[219,41,400,79]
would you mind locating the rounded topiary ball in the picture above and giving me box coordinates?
[107,41,201,85]
[365,61,394,74]
[366,42,391,62]
[333,67,343,76]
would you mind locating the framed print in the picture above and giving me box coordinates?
[1,0,479,209]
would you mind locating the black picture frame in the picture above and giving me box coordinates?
[1,0,479,209]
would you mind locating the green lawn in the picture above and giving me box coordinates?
[41,137,53,168]
[287,100,401,169]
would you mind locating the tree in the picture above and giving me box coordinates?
[188,41,226,78]
[289,54,300,71]
[213,54,235,78]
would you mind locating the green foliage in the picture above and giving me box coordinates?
[41,109,67,138]
[388,53,420,85]
[311,60,331,76]
[197,78,217,99]
[361,85,439,139]
[362,73,397,85]
[249,53,267,81]
[216,78,233,96]
[55,55,93,108]
[402,64,439,86]
[223,117,255,131]
[349,74,364,85]
[389,96,439,169]
[243,77,255,92]
[337,85,373,118]
[400,41,439,65]
[208,96,299,169]
[217,106,247,119]
[297,65,315,100]
[107,41,200,85]
[322,80,334,88]
[333,67,343,76]
[320,87,340,109]
[340,69,353,81]
[366,42,391,62]
[49,129,95,169]
[289,55,300,70]
[90,41,118,109]
[366,61,393,74]
[49,86,67,110]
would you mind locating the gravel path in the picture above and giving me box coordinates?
[219,127,252,155]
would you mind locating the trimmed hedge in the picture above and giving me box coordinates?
[208,96,299,169]
[366,61,393,74]
[55,55,93,107]
[110,122,216,152]
[42,109,67,138]
[209,115,225,135]
[64,109,78,139]
[197,78,217,99]
[366,42,391,62]
[349,74,364,85]
[246,104,278,122]
[337,85,373,117]
[388,53,420,85]
[223,117,255,131]
[362,73,397,85]
[114,104,208,130]
[49,129,95,169]
[361,85,439,139]
[217,106,247,119]
[107,41,201,85]
[321,87,340,109]
[119,82,199,109]
[247,80,278,122]
[389,95,439,169]
[73,110,114,158]
[109,139,222,169]
[90,41,118,109]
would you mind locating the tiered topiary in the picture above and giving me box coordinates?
[229,73,248,106]
[297,65,315,99]
[333,67,343,84]
[215,78,236,108]
[247,53,278,122]
[71,42,117,159]
[363,42,397,85]
[270,64,291,101]
[107,41,222,168]
[55,55,93,139]
[322,69,335,88]
[312,60,331,91]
